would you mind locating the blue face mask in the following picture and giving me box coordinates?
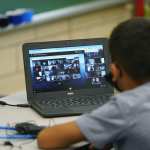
[105,72,122,92]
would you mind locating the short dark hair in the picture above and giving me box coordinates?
[109,17,150,81]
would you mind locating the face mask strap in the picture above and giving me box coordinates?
[105,72,122,92]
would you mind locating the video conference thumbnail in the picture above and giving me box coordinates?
[84,51,106,79]
[32,56,81,82]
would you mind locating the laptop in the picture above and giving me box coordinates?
[22,38,114,117]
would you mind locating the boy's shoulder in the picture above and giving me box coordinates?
[111,82,150,113]
[115,81,150,100]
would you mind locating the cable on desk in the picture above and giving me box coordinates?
[0,101,30,108]
[0,134,36,139]
[0,126,16,130]
[0,125,36,139]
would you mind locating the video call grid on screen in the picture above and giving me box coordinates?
[29,45,107,93]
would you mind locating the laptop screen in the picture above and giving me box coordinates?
[29,44,107,93]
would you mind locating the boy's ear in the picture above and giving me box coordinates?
[110,63,121,82]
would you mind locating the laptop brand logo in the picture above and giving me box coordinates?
[67,87,74,95]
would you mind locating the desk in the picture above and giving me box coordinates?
[0,91,79,150]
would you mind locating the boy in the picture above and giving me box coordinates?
[37,18,150,150]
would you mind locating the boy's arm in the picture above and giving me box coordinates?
[37,121,86,149]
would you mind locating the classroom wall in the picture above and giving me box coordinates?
[0,5,131,95]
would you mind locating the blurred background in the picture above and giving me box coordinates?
[0,0,149,96]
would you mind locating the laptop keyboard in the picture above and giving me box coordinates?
[38,95,111,108]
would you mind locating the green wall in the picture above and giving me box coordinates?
[0,0,93,14]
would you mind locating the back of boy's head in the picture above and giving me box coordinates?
[109,17,150,81]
